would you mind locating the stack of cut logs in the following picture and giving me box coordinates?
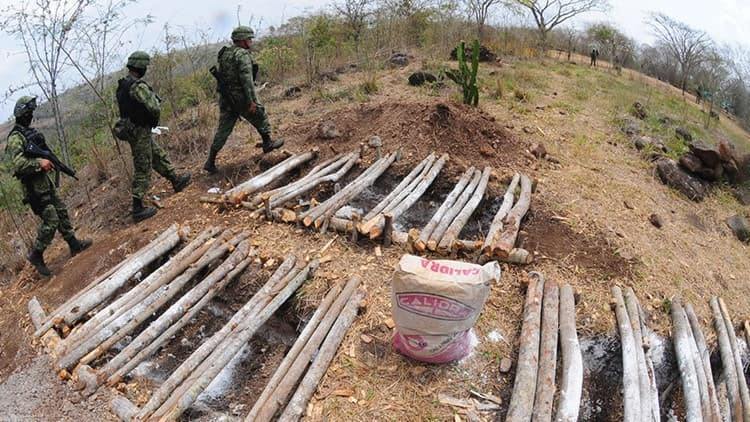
[506,273,583,422]
[203,149,534,264]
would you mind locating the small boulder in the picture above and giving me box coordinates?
[689,140,722,168]
[733,186,750,206]
[675,127,692,143]
[531,143,547,159]
[655,158,708,201]
[283,86,302,98]
[725,215,750,242]
[367,135,382,148]
[620,117,642,137]
[678,152,703,173]
[317,120,341,139]
[634,136,667,153]
[388,52,410,67]
[499,358,513,373]
[658,116,674,126]
[649,213,664,228]
[408,71,437,86]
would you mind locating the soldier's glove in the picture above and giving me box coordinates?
[40,159,53,171]
[248,102,257,115]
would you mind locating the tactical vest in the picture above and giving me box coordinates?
[116,76,158,128]
[6,125,49,196]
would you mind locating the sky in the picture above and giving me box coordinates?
[0,0,749,119]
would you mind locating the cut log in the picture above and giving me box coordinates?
[555,284,582,422]
[58,227,221,355]
[436,166,491,254]
[612,286,641,422]
[623,288,653,421]
[427,168,480,251]
[491,174,532,258]
[249,277,362,422]
[685,303,721,422]
[111,396,139,421]
[360,154,447,239]
[414,167,475,252]
[506,272,544,422]
[34,224,183,338]
[717,297,750,420]
[277,289,364,422]
[711,296,743,421]
[483,173,520,255]
[225,150,317,203]
[150,260,319,421]
[671,297,703,422]
[135,259,314,419]
[532,280,559,422]
[683,304,714,422]
[304,152,398,227]
[245,281,344,421]
[28,297,61,352]
[361,153,435,222]
[102,255,258,389]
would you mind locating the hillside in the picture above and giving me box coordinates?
[0,50,748,421]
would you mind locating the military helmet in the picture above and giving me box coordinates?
[14,96,37,117]
[127,51,151,70]
[231,26,255,41]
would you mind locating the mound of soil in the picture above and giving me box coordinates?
[287,100,527,171]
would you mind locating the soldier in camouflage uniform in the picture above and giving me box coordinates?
[203,26,284,174]
[116,51,191,222]
[5,96,92,276]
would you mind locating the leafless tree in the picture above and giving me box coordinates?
[2,0,92,164]
[647,12,712,96]
[335,0,373,47]
[462,0,503,40]
[510,0,609,51]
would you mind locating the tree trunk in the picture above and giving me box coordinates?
[245,281,344,421]
[685,303,721,422]
[249,277,362,422]
[225,151,317,203]
[623,288,653,421]
[360,154,447,239]
[711,297,743,421]
[415,167,475,251]
[532,280,559,422]
[491,174,532,258]
[555,284,582,422]
[277,289,364,422]
[135,259,315,419]
[612,286,641,422]
[482,173,520,255]
[506,272,544,422]
[671,297,703,422]
[427,168,480,251]
[437,166,491,254]
[150,260,319,421]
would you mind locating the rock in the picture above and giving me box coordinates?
[620,117,642,137]
[450,44,496,62]
[655,158,708,201]
[368,135,382,147]
[630,101,647,120]
[733,186,750,205]
[678,152,703,173]
[695,163,723,182]
[408,71,437,86]
[634,136,668,152]
[317,120,341,139]
[675,127,692,142]
[536,104,547,110]
[689,140,722,168]
[499,358,513,373]
[388,52,410,67]
[531,143,547,159]
[649,213,664,228]
[725,215,750,242]
[283,86,302,97]
[623,200,634,210]
[658,115,673,126]
[523,126,534,134]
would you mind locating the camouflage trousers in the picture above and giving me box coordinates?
[127,126,177,201]
[28,189,75,252]
[209,102,272,155]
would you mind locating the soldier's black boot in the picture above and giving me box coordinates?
[203,150,218,174]
[132,198,157,223]
[28,249,51,276]
[172,173,191,193]
[67,237,93,256]
[261,133,284,153]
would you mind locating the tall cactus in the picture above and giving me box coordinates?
[446,39,480,106]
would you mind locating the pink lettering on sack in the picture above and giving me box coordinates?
[396,293,474,320]
[416,258,480,277]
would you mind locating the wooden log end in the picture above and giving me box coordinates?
[413,240,427,252]
[426,240,438,251]
[369,227,383,240]
[302,216,314,227]
[111,396,139,421]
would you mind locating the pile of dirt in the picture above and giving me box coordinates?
[286,100,527,172]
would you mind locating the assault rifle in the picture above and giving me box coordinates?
[24,140,78,187]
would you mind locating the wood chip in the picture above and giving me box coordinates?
[360,334,373,343]
[438,393,473,409]
[374,245,382,257]
[470,390,503,405]
[332,388,356,397]
[384,318,395,329]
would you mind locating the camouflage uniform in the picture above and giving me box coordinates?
[6,127,76,251]
[117,74,179,201]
